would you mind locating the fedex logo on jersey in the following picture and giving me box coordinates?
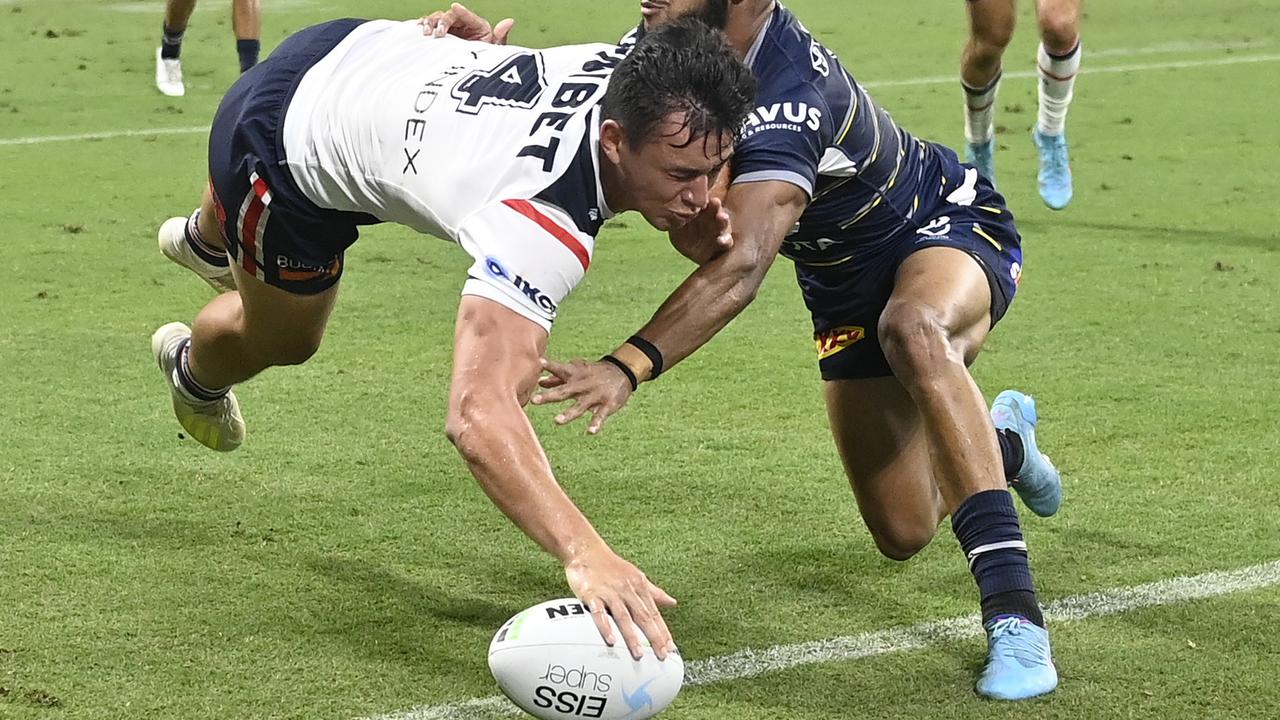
[741,102,823,138]
[485,256,558,314]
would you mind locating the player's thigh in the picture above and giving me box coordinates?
[885,171,1024,366]
[227,259,339,364]
[966,0,1018,48]
[824,376,942,559]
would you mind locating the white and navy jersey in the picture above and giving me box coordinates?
[281,20,626,329]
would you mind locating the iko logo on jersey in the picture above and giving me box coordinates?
[741,102,823,137]
[485,256,557,314]
[809,40,830,77]
[915,216,952,238]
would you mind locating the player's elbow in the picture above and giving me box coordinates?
[719,244,770,309]
[445,390,499,461]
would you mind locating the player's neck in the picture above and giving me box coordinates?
[597,146,631,214]
[724,0,775,58]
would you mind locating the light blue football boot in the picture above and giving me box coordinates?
[1032,128,1073,210]
[977,615,1059,700]
[966,138,997,186]
[991,390,1061,517]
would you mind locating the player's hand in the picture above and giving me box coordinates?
[532,357,635,435]
[419,2,514,44]
[669,196,733,265]
[564,545,678,660]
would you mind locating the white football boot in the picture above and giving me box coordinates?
[155,47,185,97]
[152,322,245,452]
[159,216,236,292]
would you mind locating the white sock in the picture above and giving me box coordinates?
[1037,39,1081,136]
[963,71,1001,145]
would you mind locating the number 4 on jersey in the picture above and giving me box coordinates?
[452,52,547,115]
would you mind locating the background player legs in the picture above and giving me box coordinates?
[960,0,1017,182]
[232,0,262,73]
[156,0,199,96]
[1032,0,1082,209]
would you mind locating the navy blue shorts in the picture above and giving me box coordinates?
[208,18,378,295]
[797,174,1024,381]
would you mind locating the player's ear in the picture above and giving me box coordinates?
[599,119,625,165]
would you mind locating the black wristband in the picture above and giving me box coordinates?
[600,354,639,392]
[625,335,665,379]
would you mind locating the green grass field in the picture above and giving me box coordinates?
[3,0,1280,718]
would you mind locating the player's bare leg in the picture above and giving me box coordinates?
[1032,0,1082,209]
[960,0,1017,183]
[232,0,262,72]
[153,257,340,451]
[825,377,944,561]
[156,0,198,95]
[834,246,1057,699]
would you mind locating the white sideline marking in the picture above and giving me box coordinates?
[360,559,1280,720]
[3,52,1279,148]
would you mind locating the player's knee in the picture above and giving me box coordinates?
[878,303,954,380]
[968,23,1015,62]
[1037,8,1079,51]
[868,521,936,561]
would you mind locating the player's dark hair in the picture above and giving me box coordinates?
[602,17,755,153]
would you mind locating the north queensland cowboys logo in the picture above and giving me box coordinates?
[916,216,952,238]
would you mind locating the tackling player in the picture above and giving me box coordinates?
[150,16,755,661]
[425,0,1064,700]
[961,0,1083,209]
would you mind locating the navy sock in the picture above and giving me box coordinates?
[997,429,1024,482]
[174,338,229,402]
[237,39,260,73]
[951,489,1045,628]
[161,24,185,60]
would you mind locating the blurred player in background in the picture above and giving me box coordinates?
[155,0,263,96]
[151,16,754,659]
[426,0,1064,700]
[961,0,1083,209]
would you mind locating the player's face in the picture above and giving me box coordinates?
[611,115,733,231]
[639,0,730,30]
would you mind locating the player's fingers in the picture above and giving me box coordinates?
[585,596,616,647]
[649,581,678,608]
[607,600,645,660]
[433,14,453,38]
[494,18,515,44]
[535,373,566,390]
[555,400,592,426]
[627,591,672,660]
[586,407,610,435]
[530,382,578,405]
[540,357,577,381]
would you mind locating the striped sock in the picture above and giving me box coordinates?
[1037,39,1081,136]
[952,489,1045,628]
[962,70,1001,145]
[161,24,185,60]
[173,338,229,403]
[185,210,229,267]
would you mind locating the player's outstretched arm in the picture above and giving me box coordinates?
[447,296,676,659]
[533,180,808,432]
[419,2,514,44]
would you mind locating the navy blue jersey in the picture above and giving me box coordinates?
[729,4,974,265]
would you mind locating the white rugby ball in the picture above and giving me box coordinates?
[488,598,684,720]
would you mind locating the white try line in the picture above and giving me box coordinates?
[2,51,1278,148]
[361,559,1280,720]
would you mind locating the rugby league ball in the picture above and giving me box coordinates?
[488,598,684,720]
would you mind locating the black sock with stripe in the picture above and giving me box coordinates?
[952,489,1045,628]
